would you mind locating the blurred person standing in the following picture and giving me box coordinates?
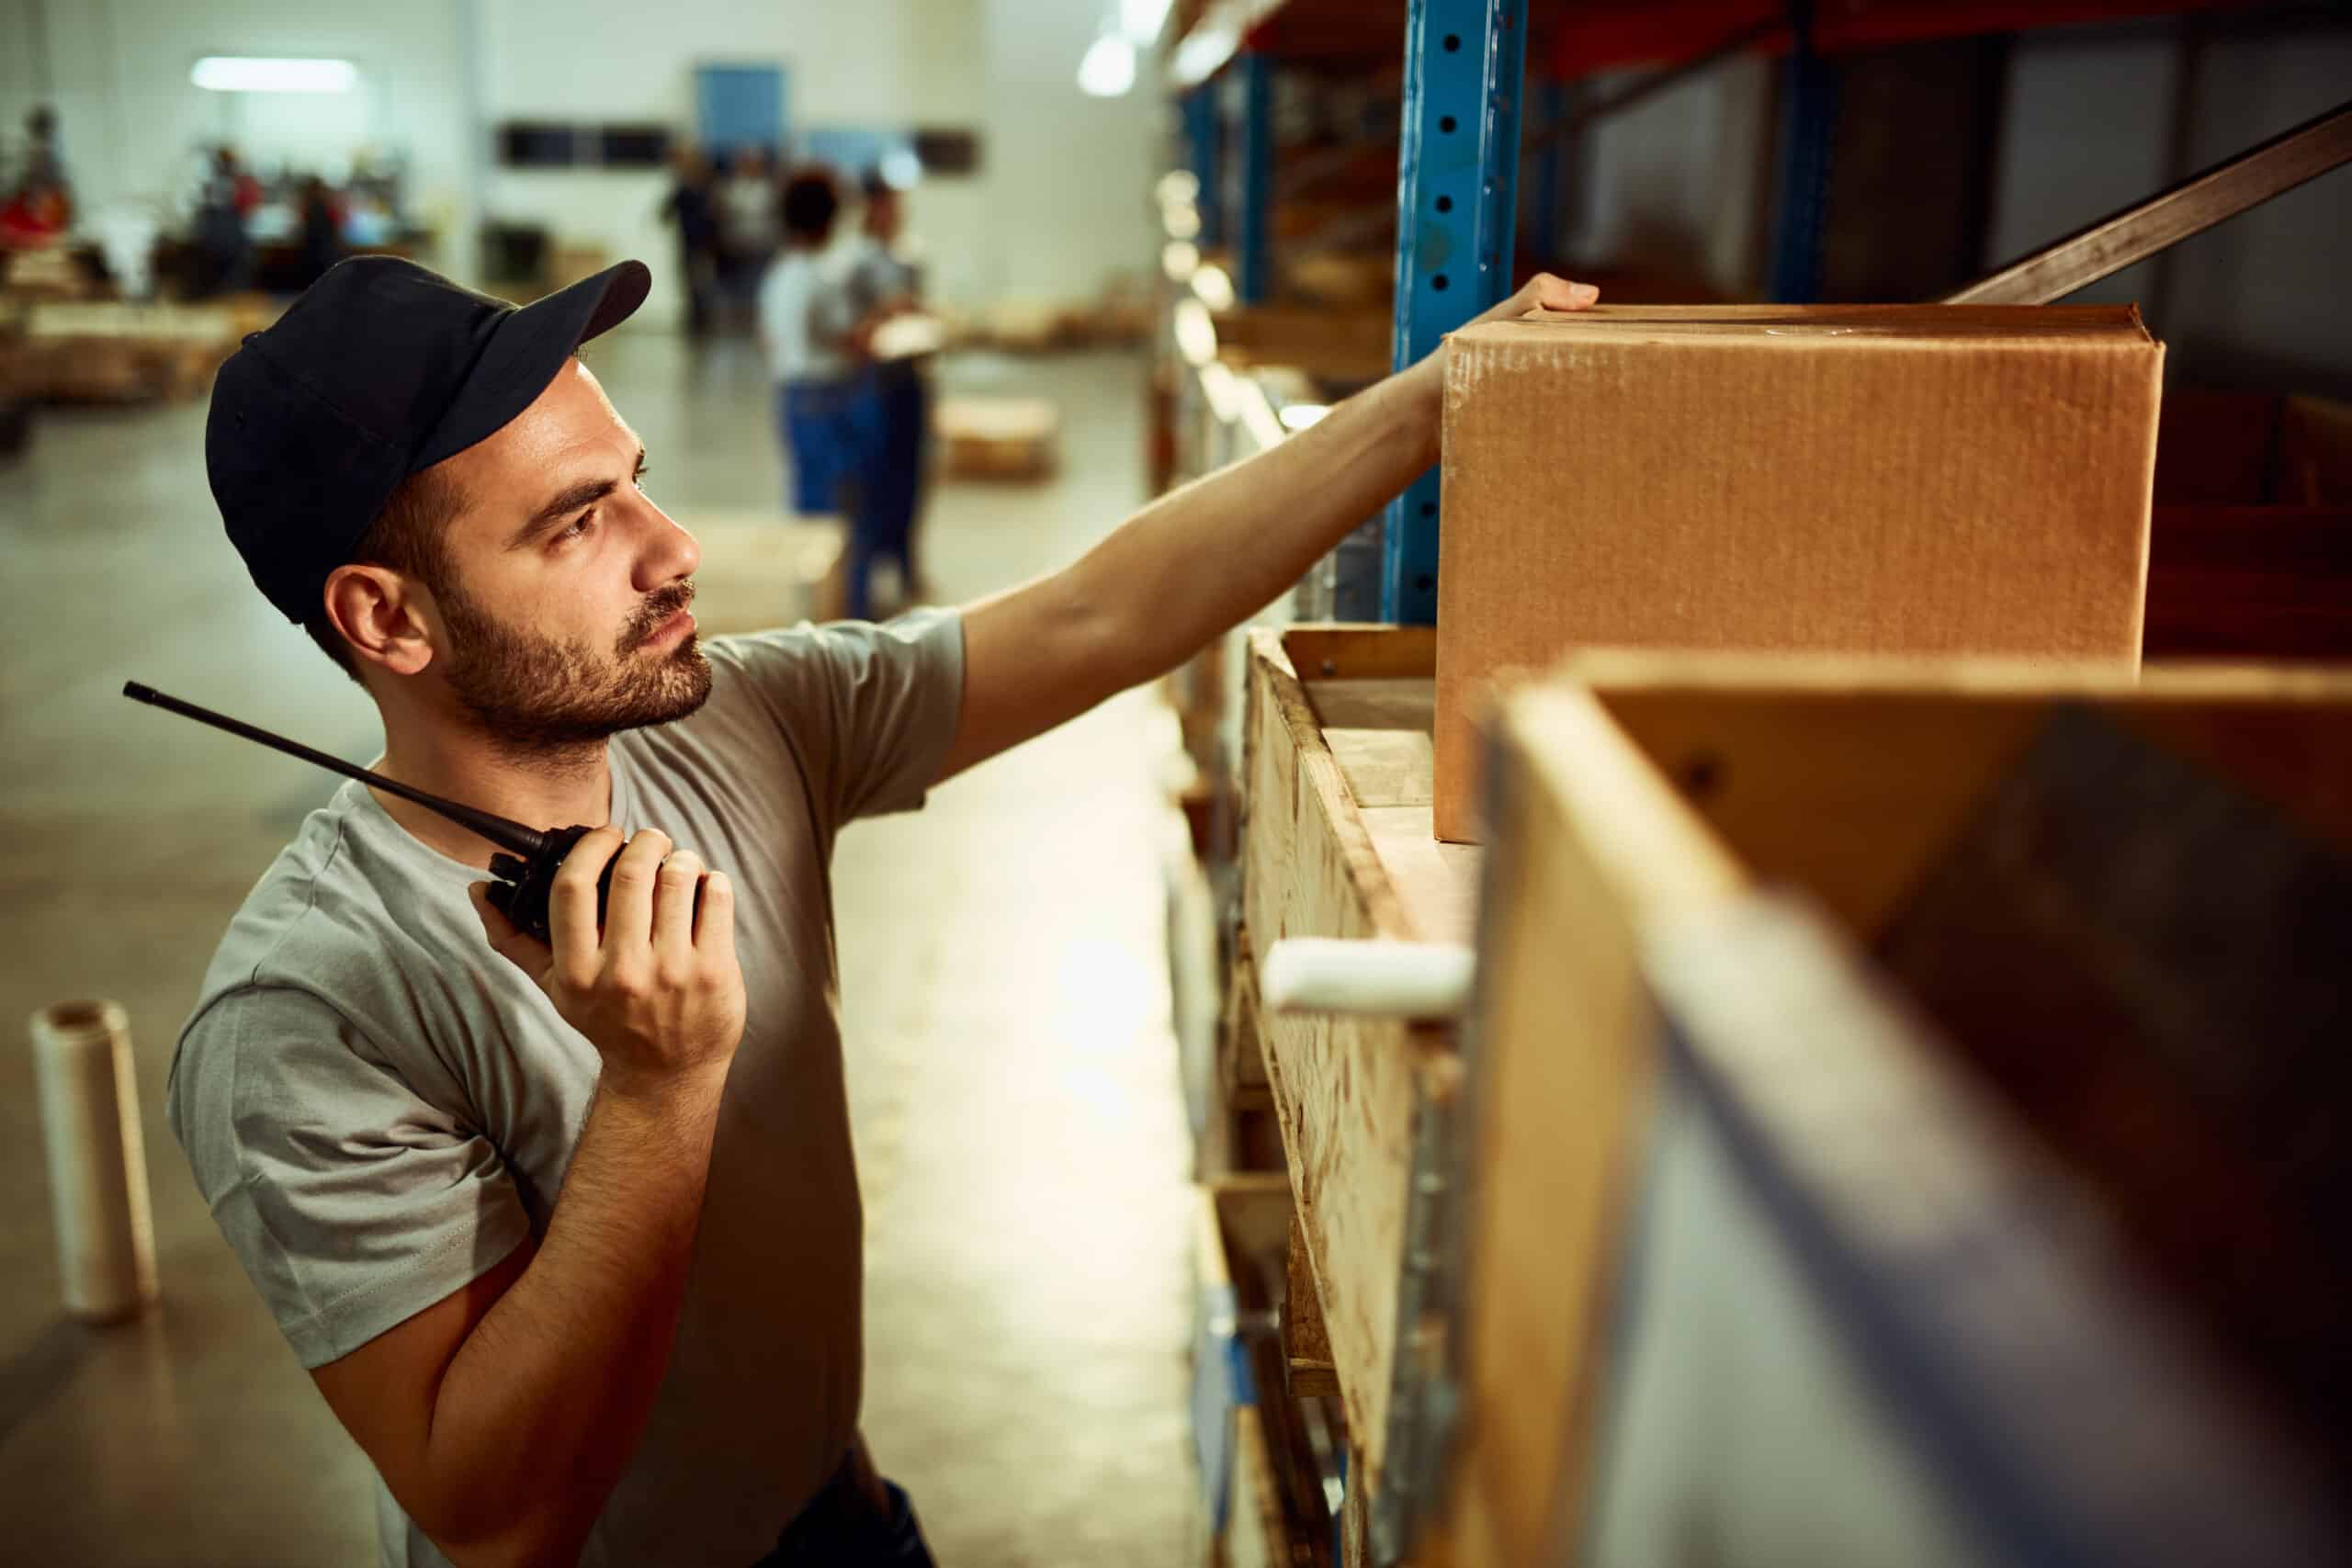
[717,146,780,321]
[297,176,345,290]
[759,169,870,590]
[1,105,73,245]
[658,145,720,338]
[190,147,256,298]
[846,169,933,609]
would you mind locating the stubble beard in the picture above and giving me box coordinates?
[437,577,713,765]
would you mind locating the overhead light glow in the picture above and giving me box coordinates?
[1173,299,1218,367]
[190,56,356,94]
[1163,202,1201,241]
[1077,34,1137,98]
[1161,241,1200,283]
[1280,403,1332,432]
[1120,0,1174,43]
[1156,170,1200,208]
[1191,264,1236,313]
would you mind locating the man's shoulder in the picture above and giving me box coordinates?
[182,786,451,1043]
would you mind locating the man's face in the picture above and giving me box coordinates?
[424,360,710,753]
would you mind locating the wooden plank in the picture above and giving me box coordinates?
[1322,728,1433,808]
[1241,627,1453,1502]
[1225,1404,1287,1568]
[1308,679,1437,735]
[1439,685,1747,1568]
[1224,936,1272,1100]
[1284,1213,1341,1399]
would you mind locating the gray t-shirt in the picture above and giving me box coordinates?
[166,614,964,1567]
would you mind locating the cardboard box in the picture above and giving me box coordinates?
[937,396,1058,481]
[1434,304,2164,841]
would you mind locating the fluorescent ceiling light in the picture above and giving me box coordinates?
[1120,0,1174,43]
[191,57,357,93]
[1279,402,1331,432]
[1077,34,1136,98]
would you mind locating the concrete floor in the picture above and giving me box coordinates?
[0,336,1201,1562]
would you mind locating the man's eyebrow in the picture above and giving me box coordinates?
[505,448,648,549]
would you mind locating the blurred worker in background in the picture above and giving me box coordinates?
[760,167,871,594]
[1,105,73,247]
[847,168,933,610]
[190,147,256,299]
[718,145,780,324]
[297,175,345,291]
[658,144,720,339]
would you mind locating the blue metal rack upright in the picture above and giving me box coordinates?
[1368,0,1531,625]
[1236,53,1277,304]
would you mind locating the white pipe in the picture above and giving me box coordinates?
[1261,939,1476,1021]
[29,999,159,1324]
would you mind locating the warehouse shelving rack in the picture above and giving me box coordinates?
[1159,6,2351,1567]
[1160,0,2346,625]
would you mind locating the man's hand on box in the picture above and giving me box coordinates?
[1402,273,1597,409]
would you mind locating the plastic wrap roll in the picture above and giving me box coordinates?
[29,999,159,1324]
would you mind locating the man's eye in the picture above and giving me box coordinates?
[633,468,650,491]
[558,511,596,543]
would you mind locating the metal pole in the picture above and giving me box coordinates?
[1767,0,1839,303]
[1238,52,1275,304]
[1184,85,1223,247]
[1948,96,2352,307]
[1372,0,1529,627]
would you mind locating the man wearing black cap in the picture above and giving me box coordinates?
[166,254,1595,1566]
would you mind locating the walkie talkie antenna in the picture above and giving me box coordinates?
[121,682,545,858]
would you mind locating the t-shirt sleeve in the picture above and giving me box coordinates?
[716,609,966,832]
[166,986,534,1371]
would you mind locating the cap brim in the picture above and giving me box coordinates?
[411,259,651,471]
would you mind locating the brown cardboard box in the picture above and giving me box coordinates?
[1435,304,2164,841]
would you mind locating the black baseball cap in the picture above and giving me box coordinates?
[207,254,650,622]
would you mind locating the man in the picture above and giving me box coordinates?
[716,146,780,319]
[656,146,720,339]
[844,169,931,610]
[757,169,874,602]
[167,254,1595,1567]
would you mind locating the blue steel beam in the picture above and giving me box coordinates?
[1183,84,1222,246]
[1769,0,1841,302]
[1372,0,1529,626]
[1236,52,1275,304]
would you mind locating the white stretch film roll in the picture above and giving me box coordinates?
[29,1000,159,1324]
[1261,939,1476,1021]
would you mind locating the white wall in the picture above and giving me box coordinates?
[0,0,478,276]
[478,0,1158,326]
[1,0,1163,326]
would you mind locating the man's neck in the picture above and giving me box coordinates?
[368,722,615,872]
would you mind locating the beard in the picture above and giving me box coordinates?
[436,576,713,760]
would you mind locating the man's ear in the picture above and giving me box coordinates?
[324,563,435,677]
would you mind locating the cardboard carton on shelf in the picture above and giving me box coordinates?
[1434,303,2165,841]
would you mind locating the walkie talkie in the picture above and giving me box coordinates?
[124,682,623,943]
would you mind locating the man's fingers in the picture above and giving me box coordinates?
[694,871,738,968]
[470,881,552,976]
[551,827,625,978]
[1521,273,1600,314]
[652,850,706,964]
[600,829,673,959]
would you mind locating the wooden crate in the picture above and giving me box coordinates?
[670,513,844,635]
[1239,626,1481,1507]
[1437,653,2352,1568]
[1196,1176,1332,1568]
[937,395,1058,481]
